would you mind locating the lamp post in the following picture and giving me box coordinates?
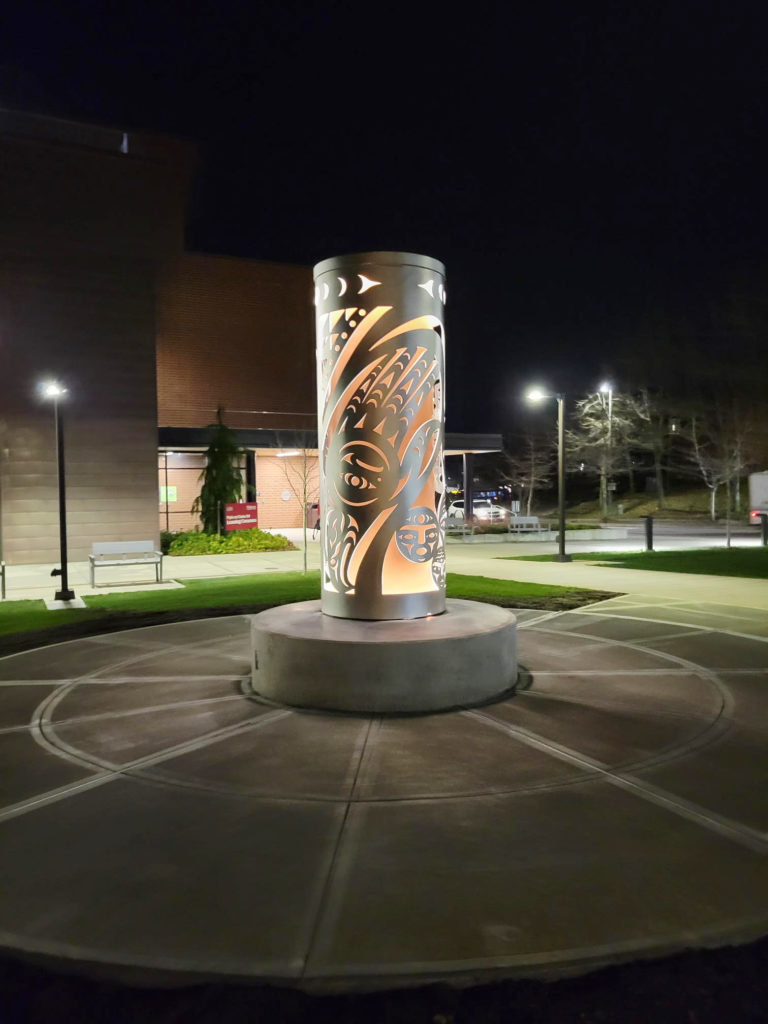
[599,381,613,514]
[599,381,613,449]
[525,387,571,562]
[41,382,76,602]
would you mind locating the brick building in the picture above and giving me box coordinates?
[156,252,318,532]
[0,108,190,565]
[0,109,499,566]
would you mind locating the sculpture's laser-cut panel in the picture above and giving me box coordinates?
[314,253,447,620]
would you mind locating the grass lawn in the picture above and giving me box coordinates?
[445,573,605,608]
[500,546,768,578]
[0,572,321,642]
[565,483,752,520]
[0,571,611,652]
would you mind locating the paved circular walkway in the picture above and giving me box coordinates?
[0,597,766,989]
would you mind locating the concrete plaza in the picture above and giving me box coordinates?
[0,552,766,987]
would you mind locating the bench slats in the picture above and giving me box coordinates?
[92,555,160,563]
[509,517,541,531]
[92,541,157,556]
[89,542,162,586]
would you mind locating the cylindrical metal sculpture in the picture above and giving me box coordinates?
[251,251,516,713]
[314,252,446,620]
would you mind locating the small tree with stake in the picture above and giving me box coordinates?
[686,413,746,526]
[278,436,319,573]
[502,432,555,515]
[192,408,244,534]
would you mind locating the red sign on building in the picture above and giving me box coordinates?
[225,502,259,530]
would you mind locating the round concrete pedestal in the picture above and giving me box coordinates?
[250,598,517,713]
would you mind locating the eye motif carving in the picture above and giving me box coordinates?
[332,438,394,508]
[343,473,375,491]
[341,450,381,494]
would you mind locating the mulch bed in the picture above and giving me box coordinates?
[2,938,767,1022]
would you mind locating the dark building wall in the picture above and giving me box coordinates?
[0,118,190,259]
[0,117,189,565]
[156,254,315,431]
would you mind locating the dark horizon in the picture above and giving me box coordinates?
[3,1,766,431]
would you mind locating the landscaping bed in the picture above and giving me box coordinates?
[163,528,295,555]
[2,936,766,1022]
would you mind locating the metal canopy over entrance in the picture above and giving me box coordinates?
[158,427,501,454]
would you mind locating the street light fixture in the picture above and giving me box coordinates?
[524,386,571,562]
[599,381,614,512]
[599,381,613,445]
[40,381,76,602]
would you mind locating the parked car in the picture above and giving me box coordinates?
[447,499,509,522]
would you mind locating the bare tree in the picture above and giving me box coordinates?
[503,433,555,514]
[278,443,319,573]
[686,414,746,523]
[566,391,641,518]
[631,389,679,509]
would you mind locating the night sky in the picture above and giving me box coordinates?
[3,1,766,431]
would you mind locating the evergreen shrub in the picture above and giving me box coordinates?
[168,529,295,556]
[160,531,180,554]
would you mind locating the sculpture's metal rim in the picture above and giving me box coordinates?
[307,590,447,622]
[313,251,446,279]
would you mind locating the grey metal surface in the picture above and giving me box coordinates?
[0,605,766,989]
[314,251,446,620]
[313,251,446,278]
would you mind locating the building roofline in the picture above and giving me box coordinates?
[176,251,314,272]
[0,106,193,166]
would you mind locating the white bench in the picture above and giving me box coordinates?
[508,516,542,532]
[89,541,163,587]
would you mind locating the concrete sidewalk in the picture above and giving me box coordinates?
[0,538,322,602]
[446,543,768,612]
[2,530,767,612]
